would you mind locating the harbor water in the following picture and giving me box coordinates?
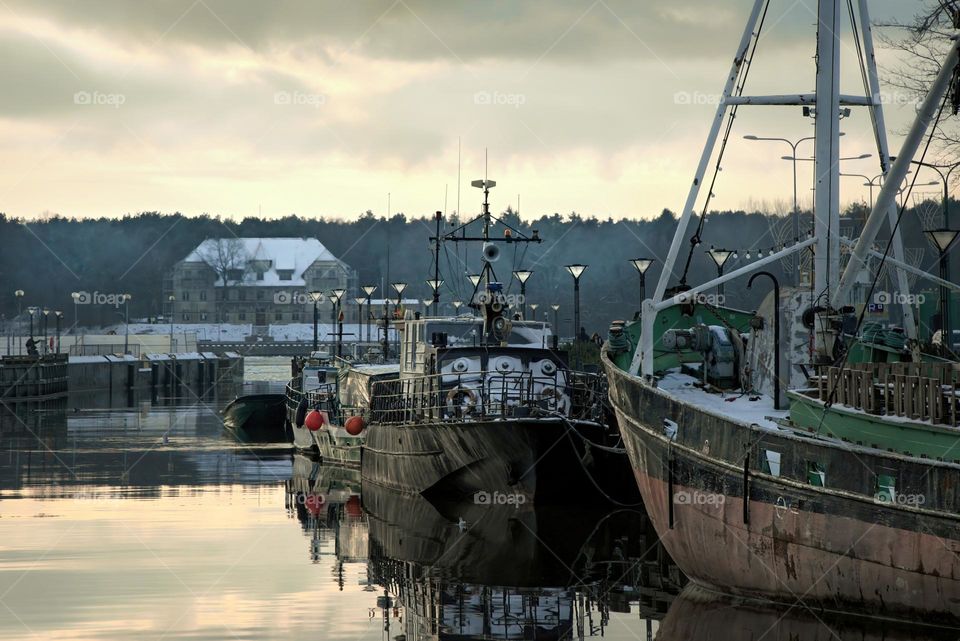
[0,357,949,640]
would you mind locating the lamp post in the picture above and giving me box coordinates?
[528,303,539,324]
[167,295,176,352]
[452,300,462,315]
[42,308,50,352]
[550,304,560,336]
[512,269,533,317]
[909,159,960,285]
[27,307,35,346]
[629,258,655,309]
[426,278,443,306]
[362,285,377,343]
[391,282,407,317]
[705,247,734,299]
[743,133,846,242]
[353,297,365,346]
[564,264,587,368]
[747,271,782,409]
[330,288,346,358]
[54,311,63,354]
[925,229,960,348]
[308,291,324,352]
[122,294,131,354]
[15,289,23,354]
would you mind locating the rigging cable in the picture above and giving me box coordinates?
[677,0,772,286]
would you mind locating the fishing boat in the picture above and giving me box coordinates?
[603,0,960,625]
[286,349,397,466]
[361,182,635,504]
[221,393,288,442]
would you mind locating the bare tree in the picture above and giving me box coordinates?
[197,238,249,322]
[878,2,960,160]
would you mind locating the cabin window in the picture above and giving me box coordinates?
[806,461,825,487]
[875,474,896,504]
[761,450,781,477]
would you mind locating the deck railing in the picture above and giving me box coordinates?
[812,363,960,426]
[369,370,606,425]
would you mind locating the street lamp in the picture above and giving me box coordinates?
[705,247,734,298]
[353,297,366,346]
[529,303,539,324]
[308,291,324,352]
[27,307,35,351]
[743,132,845,243]
[122,294,131,354]
[167,294,176,352]
[925,229,959,348]
[629,258,655,308]
[15,289,24,354]
[330,288,346,357]
[512,269,533,317]
[452,300,463,315]
[391,282,407,317]
[426,279,443,306]
[42,308,50,352]
[362,285,377,343]
[54,311,63,354]
[564,264,588,368]
[550,304,560,336]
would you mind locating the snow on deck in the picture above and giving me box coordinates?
[658,370,788,431]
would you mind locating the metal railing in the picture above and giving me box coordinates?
[370,370,606,425]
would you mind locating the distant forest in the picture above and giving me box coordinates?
[0,199,951,334]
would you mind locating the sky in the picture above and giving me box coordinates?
[0,0,934,221]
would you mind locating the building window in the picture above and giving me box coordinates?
[278,269,294,281]
[256,290,265,301]
[239,312,247,321]
[239,290,247,301]
[256,271,264,281]
[216,290,224,301]
[227,269,243,281]
[199,291,207,301]
[275,311,283,321]
[200,313,208,321]
[182,313,190,321]
[292,311,301,322]
[182,291,190,301]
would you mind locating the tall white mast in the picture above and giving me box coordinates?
[813,0,842,312]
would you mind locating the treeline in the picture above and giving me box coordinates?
[0,200,947,333]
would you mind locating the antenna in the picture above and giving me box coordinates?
[456,137,461,218]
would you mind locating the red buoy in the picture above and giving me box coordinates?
[344,415,365,436]
[304,493,325,515]
[305,409,326,431]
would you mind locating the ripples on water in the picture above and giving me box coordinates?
[0,357,953,640]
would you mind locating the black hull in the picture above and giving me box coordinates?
[362,418,637,505]
[222,394,289,442]
[602,351,960,624]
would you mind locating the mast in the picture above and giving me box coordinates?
[813,0,841,311]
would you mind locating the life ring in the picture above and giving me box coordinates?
[446,386,478,415]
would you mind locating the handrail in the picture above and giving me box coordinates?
[370,369,606,425]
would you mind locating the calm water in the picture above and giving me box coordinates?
[0,357,946,640]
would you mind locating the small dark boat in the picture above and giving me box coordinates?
[222,393,289,442]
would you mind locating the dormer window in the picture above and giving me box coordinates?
[226,269,243,281]
[278,269,294,281]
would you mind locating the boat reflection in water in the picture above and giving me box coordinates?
[658,586,960,641]
[283,454,685,638]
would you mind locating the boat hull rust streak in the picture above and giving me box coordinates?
[603,353,960,624]
[362,417,624,504]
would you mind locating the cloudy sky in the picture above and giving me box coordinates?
[0,0,931,221]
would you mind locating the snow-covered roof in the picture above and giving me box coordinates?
[182,238,344,287]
